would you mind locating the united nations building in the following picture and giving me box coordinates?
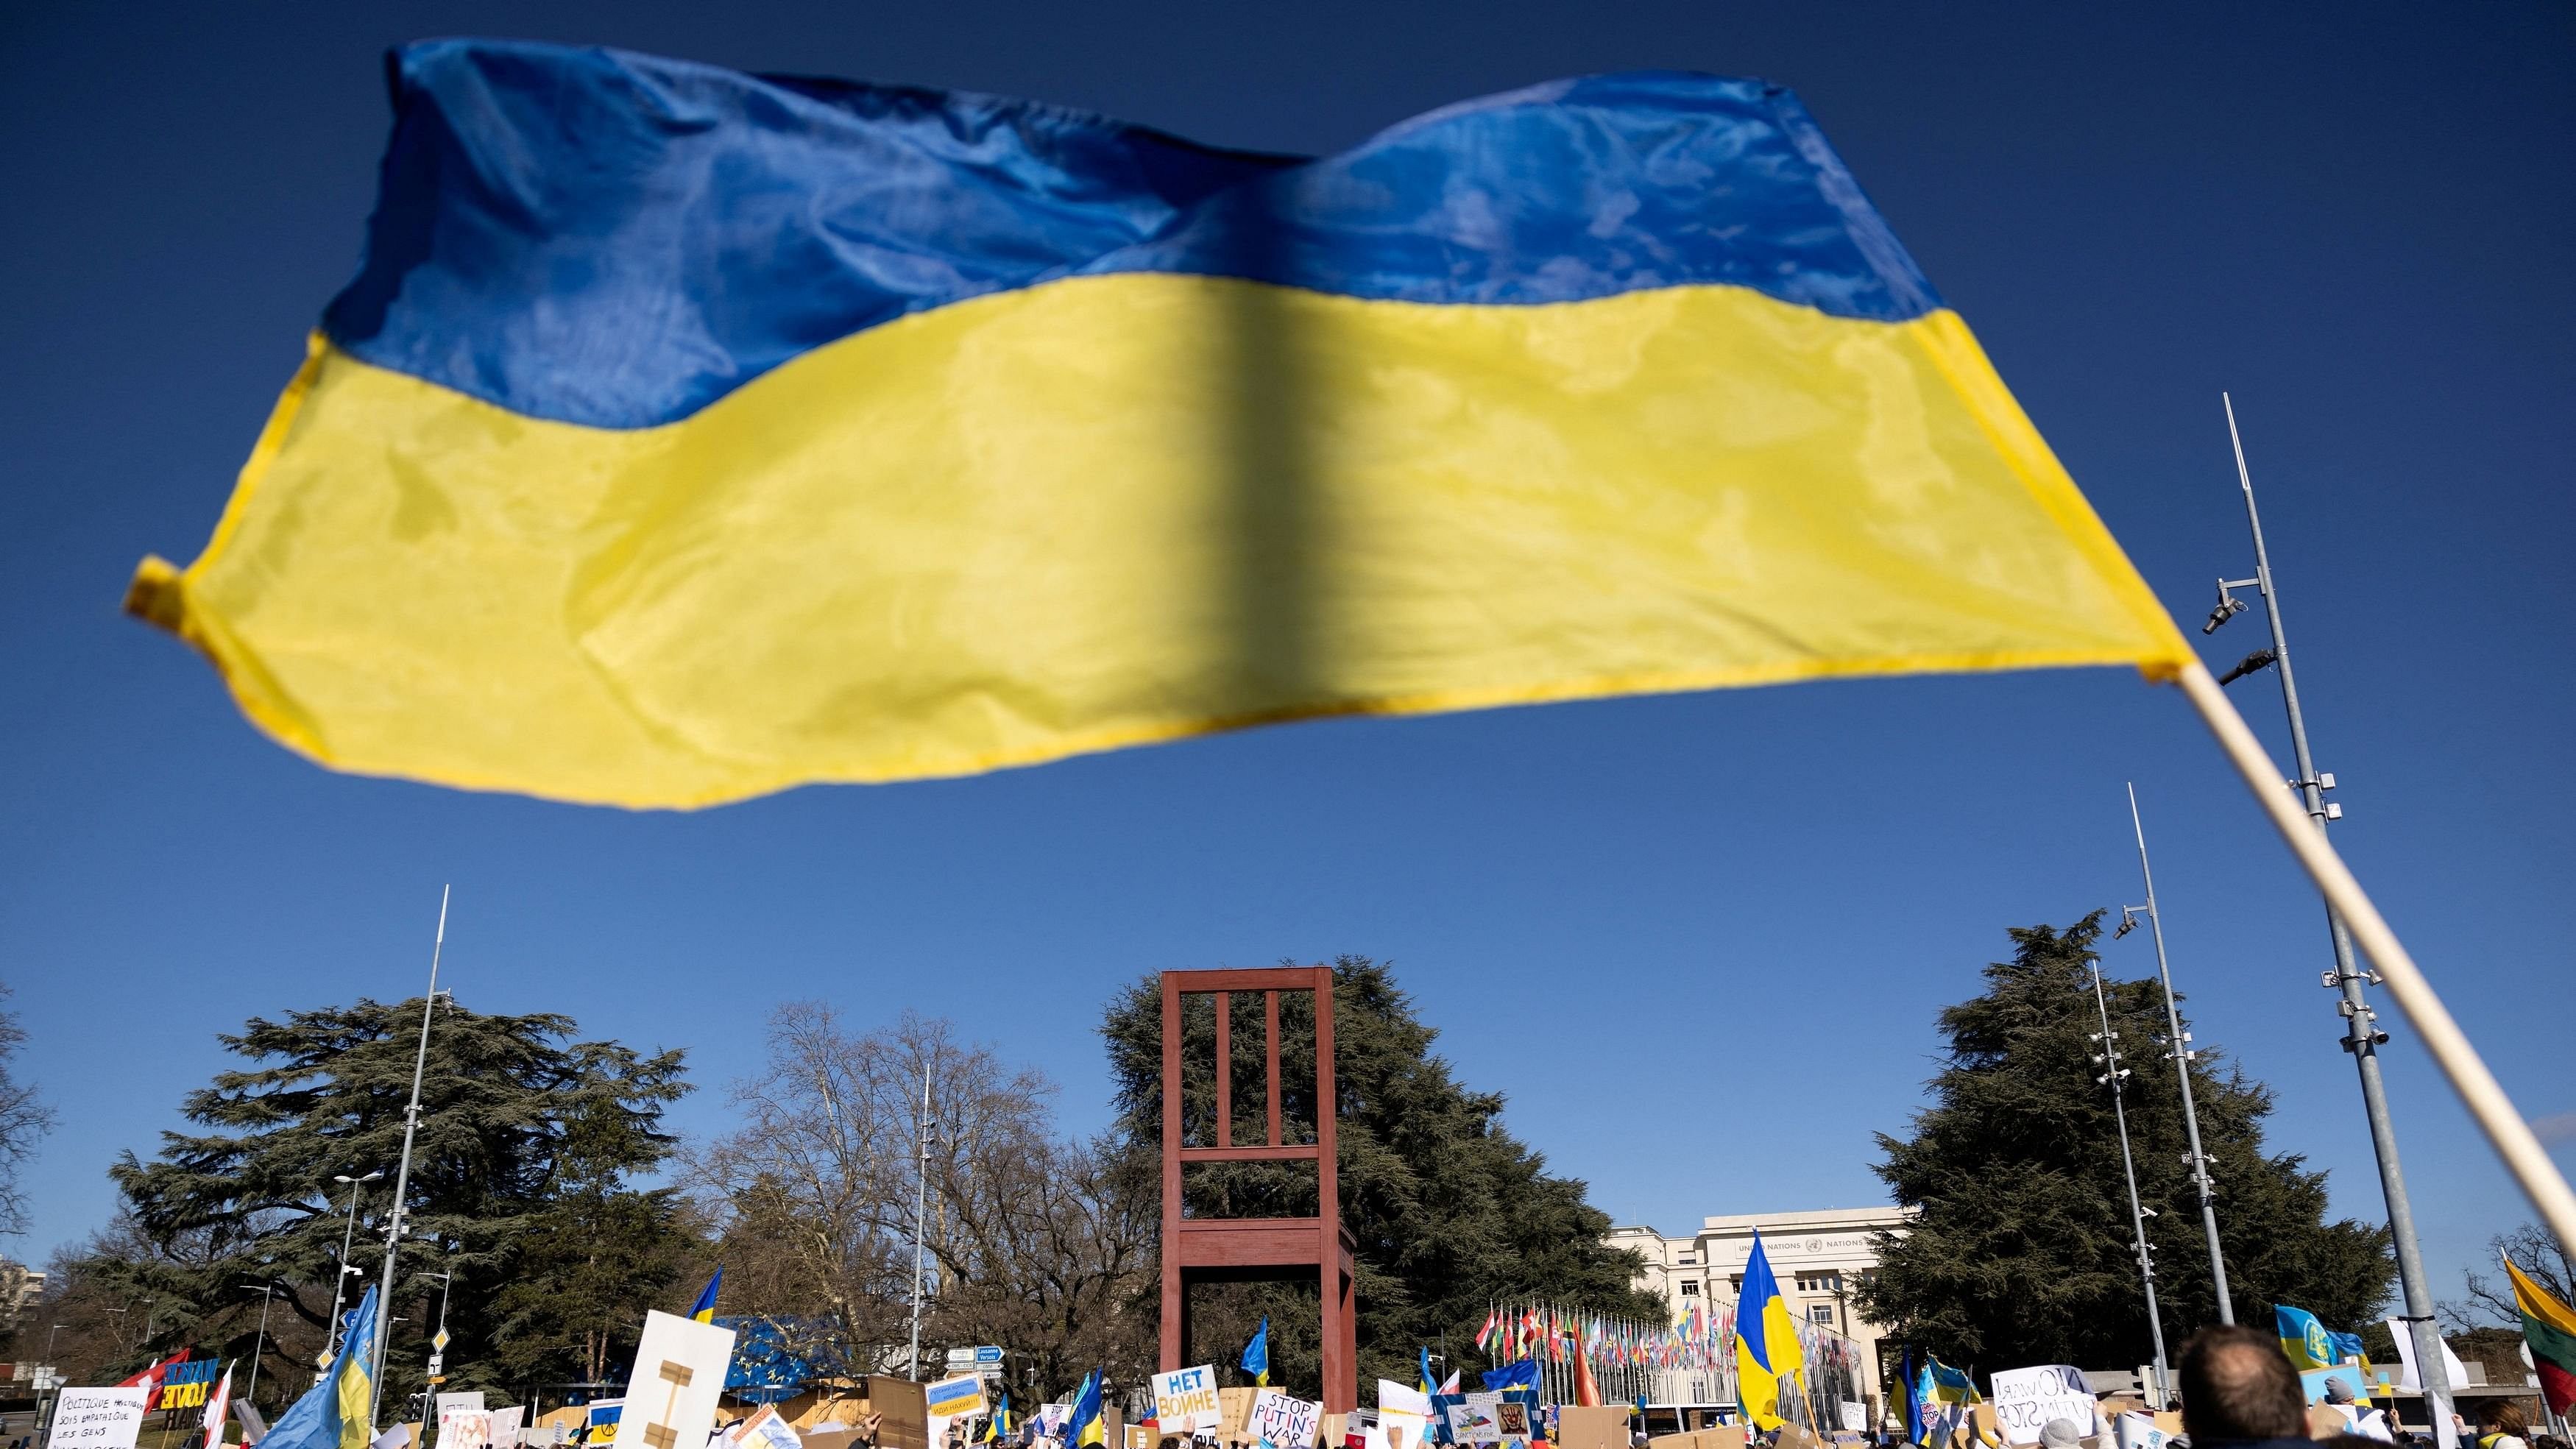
[1607,1205,1919,1427]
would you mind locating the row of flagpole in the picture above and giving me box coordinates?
[1471,1298,1862,1422]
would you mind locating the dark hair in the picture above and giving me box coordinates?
[2178,1324,2307,1442]
[2476,1400,2531,1437]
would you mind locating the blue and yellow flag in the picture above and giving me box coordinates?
[690,1269,722,1324]
[1242,1317,1270,1387]
[1735,1231,1805,1430]
[2276,1305,2339,1371]
[126,40,2193,810]
[985,1394,1012,1445]
[1066,1371,1105,1449]
[261,1285,376,1449]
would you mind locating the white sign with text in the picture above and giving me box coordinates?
[1250,1391,1321,1449]
[1153,1367,1222,1434]
[46,1389,149,1449]
[1989,1366,2097,1447]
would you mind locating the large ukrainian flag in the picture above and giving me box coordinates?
[128,40,2193,809]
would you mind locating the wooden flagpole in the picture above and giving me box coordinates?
[2176,660,2576,1252]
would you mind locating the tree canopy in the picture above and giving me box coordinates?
[0,979,53,1242]
[89,996,694,1411]
[1101,957,1664,1397]
[1856,915,2396,1372]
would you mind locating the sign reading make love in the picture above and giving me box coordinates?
[1989,1366,2098,1447]
[1250,1390,1321,1449]
[1153,1367,1222,1434]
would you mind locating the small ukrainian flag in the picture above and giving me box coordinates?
[690,1269,722,1325]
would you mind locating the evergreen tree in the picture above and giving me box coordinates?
[1102,957,1663,1395]
[1855,915,2395,1373]
[96,996,694,1409]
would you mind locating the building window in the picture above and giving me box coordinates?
[1680,1280,1700,1297]
[1795,1272,1842,1294]
[1678,1253,1698,1265]
[1810,1304,1838,1327]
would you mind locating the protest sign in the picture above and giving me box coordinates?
[2110,1414,2163,1449]
[586,1403,626,1448]
[46,1388,149,1449]
[1989,1367,2095,1447]
[492,1409,526,1449]
[1251,1391,1322,1449]
[1551,1408,1624,1449]
[1153,1367,1222,1434]
[1445,1399,1499,1447]
[732,1407,802,1449]
[1490,1404,1529,1445]
[1839,1404,1866,1435]
[611,1312,737,1449]
[927,1378,988,1423]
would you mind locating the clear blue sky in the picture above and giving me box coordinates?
[4,1,2570,1322]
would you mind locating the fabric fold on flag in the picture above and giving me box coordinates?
[130,39,2194,809]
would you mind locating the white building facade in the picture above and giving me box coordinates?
[1608,1205,1917,1426]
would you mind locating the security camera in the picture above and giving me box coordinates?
[2203,585,2249,635]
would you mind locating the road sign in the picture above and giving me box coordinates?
[428,1354,445,1376]
[946,1347,1004,1368]
[434,1329,452,1353]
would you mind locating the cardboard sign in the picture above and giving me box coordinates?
[1989,1367,2095,1448]
[1551,1408,1627,1449]
[492,1409,526,1449]
[611,1314,739,1449]
[871,1378,933,1449]
[1838,1405,1866,1435]
[1154,1367,1223,1434]
[46,1389,149,1449]
[1251,1391,1323,1449]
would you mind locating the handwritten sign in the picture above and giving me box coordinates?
[1989,1367,2095,1447]
[1154,1367,1222,1434]
[1251,1391,1322,1449]
[45,1388,149,1449]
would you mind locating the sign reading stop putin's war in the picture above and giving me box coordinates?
[1153,1367,1223,1434]
[1250,1392,1322,1449]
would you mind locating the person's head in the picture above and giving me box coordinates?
[2037,1419,2084,1449]
[2475,1400,2530,1439]
[2322,1378,2357,1406]
[2178,1323,2307,1443]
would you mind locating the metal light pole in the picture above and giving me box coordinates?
[2205,396,2452,1442]
[241,1280,279,1413]
[909,1056,933,1380]
[2087,963,2170,1405]
[2115,784,2232,1324]
[372,885,453,1429]
[328,1172,383,1361]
